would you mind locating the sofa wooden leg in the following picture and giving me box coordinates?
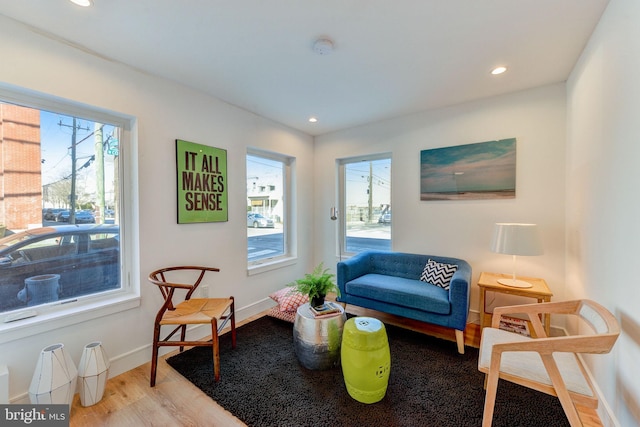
[455,329,465,354]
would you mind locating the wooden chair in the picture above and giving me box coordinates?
[478,299,620,427]
[148,266,236,387]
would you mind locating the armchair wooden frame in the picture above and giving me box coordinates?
[478,299,620,427]
[148,266,236,387]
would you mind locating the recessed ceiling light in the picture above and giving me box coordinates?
[312,38,334,55]
[308,117,318,123]
[491,66,507,75]
[70,0,93,6]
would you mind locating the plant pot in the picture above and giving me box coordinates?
[24,274,60,306]
[311,295,325,308]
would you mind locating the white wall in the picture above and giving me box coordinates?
[567,0,640,425]
[4,3,636,422]
[0,17,315,401]
[314,84,567,322]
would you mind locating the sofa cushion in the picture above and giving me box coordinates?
[420,259,458,290]
[345,274,450,314]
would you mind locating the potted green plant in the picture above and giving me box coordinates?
[289,262,340,308]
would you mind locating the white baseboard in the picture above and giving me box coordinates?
[0,365,8,404]
[8,298,274,404]
[467,309,480,325]
[111,297,273,372]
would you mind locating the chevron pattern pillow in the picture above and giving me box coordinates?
[420,259,458,290]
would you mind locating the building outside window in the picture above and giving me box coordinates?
[246,151,292,265]
[0,96,131,321]
[339,155,391,255]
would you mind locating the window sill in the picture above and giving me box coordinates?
[247,256,297,276]
[0,293,140,345]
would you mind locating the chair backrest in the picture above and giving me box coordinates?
[148,266,220,310]
[575,299,620,354]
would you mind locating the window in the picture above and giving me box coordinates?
[1,226,120,311]
[0,88,135,330]
[339,154,392,255]
[246,150,292,267]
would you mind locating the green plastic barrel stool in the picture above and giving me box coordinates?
[341,317,391,404]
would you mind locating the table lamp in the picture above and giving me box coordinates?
[490,223,543,288]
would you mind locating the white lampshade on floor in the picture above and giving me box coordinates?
[29,343,78,405]
[77,341,110,407]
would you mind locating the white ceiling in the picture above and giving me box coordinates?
[0,0,608,136]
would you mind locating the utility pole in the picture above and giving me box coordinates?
[368,161,373,223]
[112,127,120,224]
[58,118,90,224]
[95,123,105,224]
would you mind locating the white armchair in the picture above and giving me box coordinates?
[478,299,620,427]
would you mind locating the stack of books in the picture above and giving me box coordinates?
[499,315,531,337]
[310,301,342,317]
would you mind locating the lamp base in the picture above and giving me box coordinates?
[497,278,533,288]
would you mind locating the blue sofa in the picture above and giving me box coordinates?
[337,250,472,354]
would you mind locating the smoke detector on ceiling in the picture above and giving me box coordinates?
[313,38,334,55]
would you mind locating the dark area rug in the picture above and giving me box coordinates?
[166,316,569,427]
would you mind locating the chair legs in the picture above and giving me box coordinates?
[179,324,186,353]
[481,371,500,427]
[150,323,161,387]
[482,364,583,427]
[150,299,236,387]
[212,318,221,382]
[230,298,236,349]
[541,354,583,427]
[211,298,236,382]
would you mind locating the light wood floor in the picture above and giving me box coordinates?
[69,307,603,427]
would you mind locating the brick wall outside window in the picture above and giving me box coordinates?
[0,104,42,233]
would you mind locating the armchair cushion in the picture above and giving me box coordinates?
[478,328,593,396]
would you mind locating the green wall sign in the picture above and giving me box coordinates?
[176,139,228,223]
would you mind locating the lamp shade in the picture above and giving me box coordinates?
[29,343,77,405]
[491,223,543,256]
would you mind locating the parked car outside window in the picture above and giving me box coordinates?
[0,224,120,313]
[55,210,95,224]
[55,210,70,222]
[75,210,96,224]
[43,208,64,221]
[378,213,391,224]
[247,213,275,228]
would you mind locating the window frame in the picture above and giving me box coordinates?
[246,148,296,274]
[338,153,392,258]
[0,83,139,344]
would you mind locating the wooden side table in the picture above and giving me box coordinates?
[477,272,553,336]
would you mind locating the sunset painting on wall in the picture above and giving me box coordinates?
[420,138,516,201]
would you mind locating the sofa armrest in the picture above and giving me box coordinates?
[448,260,472,329]
[337,252,373,298]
